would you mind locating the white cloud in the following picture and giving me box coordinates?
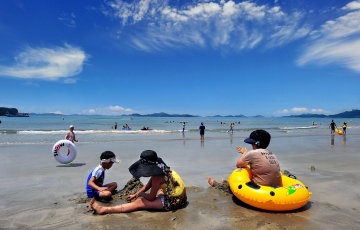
[59,13,76,28]
[83,105,134,115]
[102,0,310,51]
[342,1,360,10]
[297,5,360,73]
[311,109,324,113]
[51,111,63,115]
[64,78,77,84]
[277,107,324,115]
[109,105,133,111]
[291,107,308,113]
[0,44,88,80]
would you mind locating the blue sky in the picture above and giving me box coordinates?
[1,0,360,117]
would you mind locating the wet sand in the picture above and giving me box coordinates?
[0,134,360,229]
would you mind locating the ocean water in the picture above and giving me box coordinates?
[0,115,359,145]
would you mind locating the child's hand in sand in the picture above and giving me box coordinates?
[236,146,248,154]
[127,194,137,201]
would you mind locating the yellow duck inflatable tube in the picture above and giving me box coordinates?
[228,167,311,211]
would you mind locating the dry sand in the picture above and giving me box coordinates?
[1,134,360,229]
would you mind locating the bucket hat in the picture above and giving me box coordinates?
[129,150,167,179]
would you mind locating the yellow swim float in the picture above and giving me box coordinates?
[335,128,343,135]
[228,167,311,211]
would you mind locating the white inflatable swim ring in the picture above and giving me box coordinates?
[52,140,77,164]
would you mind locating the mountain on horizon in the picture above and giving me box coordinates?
[283,109,360,118]
[123,112,198,117]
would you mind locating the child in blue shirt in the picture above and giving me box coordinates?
[86,151,120,199]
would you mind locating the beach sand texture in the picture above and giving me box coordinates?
[1,134,360,230]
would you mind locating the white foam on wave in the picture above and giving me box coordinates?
[17,129,174,134]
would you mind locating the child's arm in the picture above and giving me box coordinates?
[88,176,107,192]
[127,176,160,201]
[236,146,249,168]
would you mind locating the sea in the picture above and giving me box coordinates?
[0,115,359,146]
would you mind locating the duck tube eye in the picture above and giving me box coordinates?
[246,181,261,190]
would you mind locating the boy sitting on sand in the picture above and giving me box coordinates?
[208,129,282,192]
[86,151,120,199]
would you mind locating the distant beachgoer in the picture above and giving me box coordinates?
[208,130,282,191]
[229,123,234,132]
[329,120,337,135]
[90,150,187,215]
[86,151,120,199]
[182,122,185,133]
[342,122,347,134]
[199,122,205,141]
[65,125,78,156]
[114,122,117,130]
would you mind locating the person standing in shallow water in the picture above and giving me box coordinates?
[65,125,78,156]
[342,122,347,135]
[329,120,337,135]
[199,122,205,141]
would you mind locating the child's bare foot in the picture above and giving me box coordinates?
[208,177,215,187]
[90,198,105,215]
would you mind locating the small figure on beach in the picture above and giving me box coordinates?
[199,122,205,141]
[114,122,117,130]
[123,124,130,130]
[65,125,78,156]
[182,122,186,133]
[228,123,234,133]
[329,120,337,135]
[86,151,120,199]
[208,130,282,193]
[342,122,347,134]
[90,150,187,215]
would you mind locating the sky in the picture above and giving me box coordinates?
[1,0,360,117]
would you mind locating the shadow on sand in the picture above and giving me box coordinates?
[56,163,86,167]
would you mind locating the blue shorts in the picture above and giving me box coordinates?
[87,185,105,198]
[87,190,100,198]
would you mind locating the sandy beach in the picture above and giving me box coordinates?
[1,133,360,229]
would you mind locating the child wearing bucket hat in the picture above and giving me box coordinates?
[208,130,282,190]
[90,150,187,215]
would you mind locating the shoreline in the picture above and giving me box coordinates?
[1,135,360,229]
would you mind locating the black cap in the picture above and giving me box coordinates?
[244,130,271,149]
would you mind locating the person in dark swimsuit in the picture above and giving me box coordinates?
[329,120,337,135]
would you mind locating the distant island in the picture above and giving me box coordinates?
[122,112,199,117]
[0,107,18,116]
[283,109,360,118]
[212,115,246,117]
